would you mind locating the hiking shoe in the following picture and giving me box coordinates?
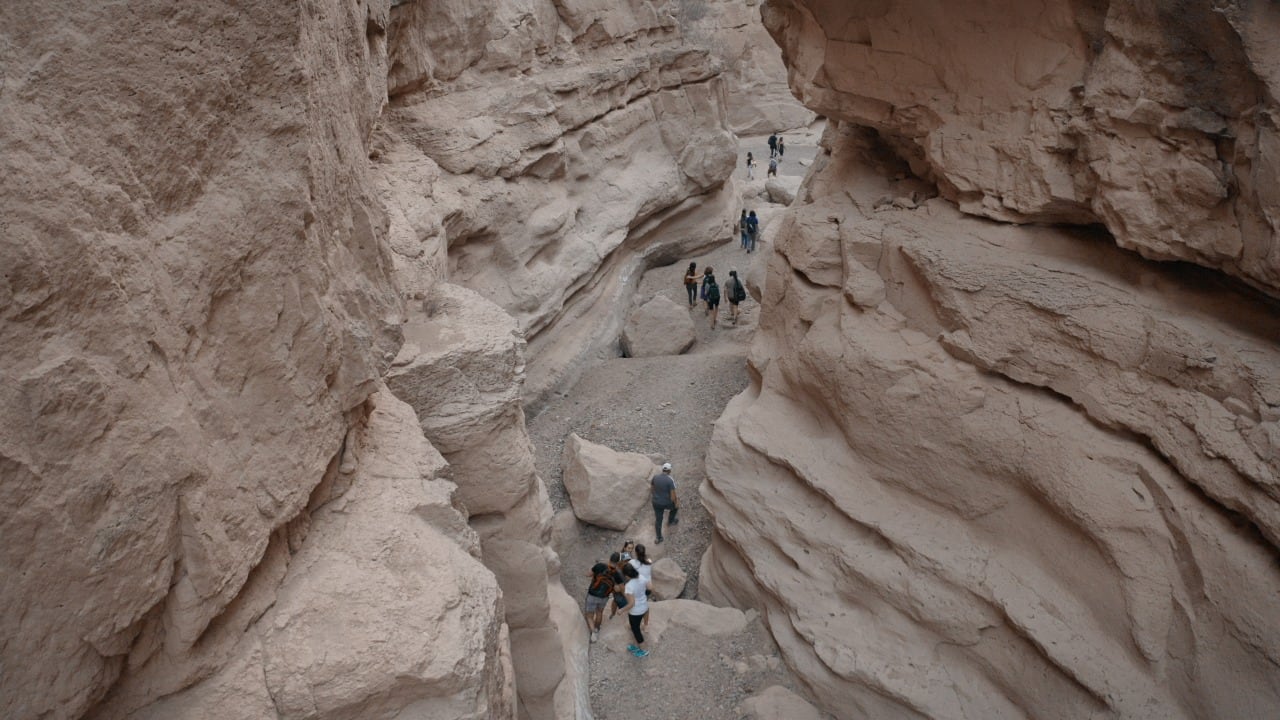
[669,518,679,525]
[656,537,664,544]
[627,644,640,654]
[632,647,649,657]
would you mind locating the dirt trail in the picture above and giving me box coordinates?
[527,126,830,719]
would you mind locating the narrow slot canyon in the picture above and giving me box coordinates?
[3,2,1279,720]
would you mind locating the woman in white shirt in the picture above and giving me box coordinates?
[619,563,650,657]
[630,544,654,630]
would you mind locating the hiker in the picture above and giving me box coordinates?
[767,157,778,177]
[745,151,756,179]
[683,262,699,308]
[738,210,749,250]
[584,562,613,642]
[606,551,629,620]
[631,544,656,627]
[767,133,778,158]
[778,136,785,157]
[704,271,721,328]
[727,270,747,324]
[652,462,679,543]
[700,266,714,315]
[745,211,759,253]
[620,563,650,656]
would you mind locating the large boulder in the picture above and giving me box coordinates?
[765,175,802,205]
[562,434,654,530]
[621,294,697,358]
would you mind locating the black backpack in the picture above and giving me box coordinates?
[588,569,613,598]
[732,278,746,303]
[706,280,720,304]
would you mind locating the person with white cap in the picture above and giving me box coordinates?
[651,462,679,543]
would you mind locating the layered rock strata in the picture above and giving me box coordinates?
[372,0,744,405]
[701,118,1280,718]
[762,0,1280,295]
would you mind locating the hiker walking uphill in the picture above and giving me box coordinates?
[703,271,721,329]
[651,462,679,543]
[738,210,749,250]
[683,262,699,308]
[744,211,759,253]
[726,270,747,325]
[767,132,778,158]
[584,562,614,643]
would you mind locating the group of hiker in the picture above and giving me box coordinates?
[583,463,681,657]
[683,261,747,327]
[744,132,786,179]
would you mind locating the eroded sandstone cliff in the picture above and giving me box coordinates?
[701,2,1280,718]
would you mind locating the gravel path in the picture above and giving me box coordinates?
[527,124,829,720]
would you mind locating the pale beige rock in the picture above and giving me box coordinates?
[0,3,404,717]
[650,557,688,600]
[93,391,515,720]
[597,600,750,655]
[622,295,697,358]
[764,175,802,206]
[562,434,655,530]
[701,123,1280,719]
[763,0,1280,296]
[740,686,824,720]
[387,282,580,719]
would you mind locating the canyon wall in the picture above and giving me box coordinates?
[701,2,1280,718]
[2,0,770,718]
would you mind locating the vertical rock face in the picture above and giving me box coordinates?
[701,3,1280,719]
[386,283,587,720]
[762,0,1280,295]
[0,2,403,718]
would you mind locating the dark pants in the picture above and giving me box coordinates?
[686,283,697,306]
[628,613,645,644]
[654,503,677,539]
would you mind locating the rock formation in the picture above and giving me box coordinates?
[372,0,746,406]
[700,3,1280,718]
[2,0,790,717]
[622,294,698,358]
[561,433,656,531]
[1,3,403,717]
[385,282,587,719]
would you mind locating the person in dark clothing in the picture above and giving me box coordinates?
[726,269,746,325]
[738,210,749,250]
[745,211,759,253]
[767,133,778,158]
[778,136,785,157]
[683,262,699,307]
[651,462,679,543]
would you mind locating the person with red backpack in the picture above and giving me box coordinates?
[584,562,614,643]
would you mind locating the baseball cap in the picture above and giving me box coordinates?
[661,462,672,472]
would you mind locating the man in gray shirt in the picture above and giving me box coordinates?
[651,462,679,543]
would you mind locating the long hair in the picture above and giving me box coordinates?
[634,544,652,565]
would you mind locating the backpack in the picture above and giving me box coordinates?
[706,280,720,304]
[732,278,746,303]
[588,571,613,598]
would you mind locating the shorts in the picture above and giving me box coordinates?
[585,594,608,612]
[707,299,720,309]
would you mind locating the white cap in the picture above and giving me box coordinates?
[661,462,672,472]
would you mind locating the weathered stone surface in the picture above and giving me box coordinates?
[622,295,697,358]
[740,686,824,720]
[387,281,583,720]
[562,434,655,530]
[764,175,802,206]
[91,391,515,720]
[702,124,1280,719]
[763,0,1280,297]
[650,557,688,600]
[0,3,403,718]
[597,600,751,655]
[374,0,752,407]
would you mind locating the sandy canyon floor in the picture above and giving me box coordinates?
[528,125,832,719]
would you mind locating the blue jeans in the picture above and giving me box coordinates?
[654,503,678,539]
